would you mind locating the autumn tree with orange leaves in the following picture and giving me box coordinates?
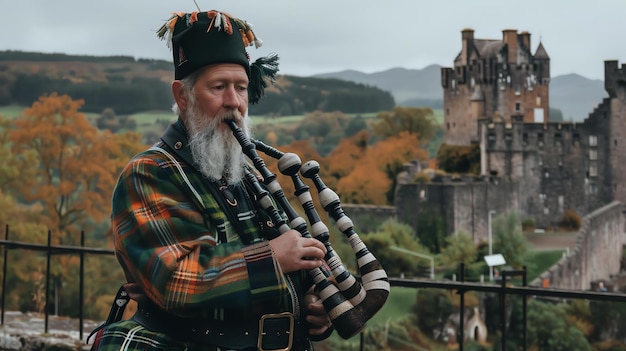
[330,131,428,205]
[9,93,145,240]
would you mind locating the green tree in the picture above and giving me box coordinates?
[411,289,454,339]
[439,230,477,267]
[436,143,481,174]
[525,300,591,351]
[361,219,432,278]
[415,209,446,254]
[373,106,437,145]
[492,212,529,269]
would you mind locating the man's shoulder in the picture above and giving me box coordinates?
[122,143,193,176]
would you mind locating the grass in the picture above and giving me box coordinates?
[129,110,175,125]
[369,286,416,326]
[0,104,28,118]
[525,249,565,281]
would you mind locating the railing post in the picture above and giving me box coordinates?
[522,266,527,351]
[459,263,465,351]
[1,224,8,325]
[79,230,85,341]
[45,230,51,334]
[501,270,507,351]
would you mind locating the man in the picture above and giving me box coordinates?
[90,9,333,351]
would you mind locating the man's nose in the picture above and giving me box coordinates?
[223,86,240,109]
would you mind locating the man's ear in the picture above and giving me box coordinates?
[172,80,188,112]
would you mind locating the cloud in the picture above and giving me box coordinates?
[3,0,625,79]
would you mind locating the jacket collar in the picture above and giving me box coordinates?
[160,118,196,167]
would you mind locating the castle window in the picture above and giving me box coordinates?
[554,133,563,148]
[589,163,598,177]
[589,149,597,160]
[515,84,521,95]
[589,182,598,194]
[515,102,521,113]
[589,135,597,146]
[504,133,512,142]
[536,96,541,106]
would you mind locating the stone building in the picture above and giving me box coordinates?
[441,29,550,146]
[395,29,626,236]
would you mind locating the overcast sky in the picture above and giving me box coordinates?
[3,1,624,80]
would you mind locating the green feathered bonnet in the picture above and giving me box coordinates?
[157,10,279,104]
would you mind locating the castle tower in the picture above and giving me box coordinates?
[441,29,551,146]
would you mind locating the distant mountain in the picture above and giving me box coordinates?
[549,73,608,122]
[314,66,607,122]
[313,65,443,106]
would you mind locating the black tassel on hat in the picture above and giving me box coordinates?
[249,53,279,104]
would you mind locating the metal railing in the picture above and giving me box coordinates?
[0,225,624,350]
[0,225,114,341]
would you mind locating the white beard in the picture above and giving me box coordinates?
[186,109,252,184]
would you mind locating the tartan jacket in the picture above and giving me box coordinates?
[111,118,307,319]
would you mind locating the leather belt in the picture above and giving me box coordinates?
[133,303,302,351]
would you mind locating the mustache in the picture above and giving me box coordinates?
[219,110,244,124]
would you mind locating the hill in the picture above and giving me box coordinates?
[315,66,607,122]
[0,51,393,116]
[314,65,442,105]
[549,73,608,122]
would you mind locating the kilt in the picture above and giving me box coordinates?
[90,319,226,351]
[89,318,311,351]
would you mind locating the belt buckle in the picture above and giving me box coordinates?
[258,312,294,351]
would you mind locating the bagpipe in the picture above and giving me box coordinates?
[226,119,389,339]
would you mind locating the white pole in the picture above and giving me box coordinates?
[488,210,496,281]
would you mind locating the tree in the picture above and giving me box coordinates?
[436,143,481,174]
[361,219,431,278]
[0,115,38,193]
[96,107,120,132]
[373,106,438,145]
[334,131,428,205]
[9,93,145,237]
[439,230,477,268]
[492,212,530,269]
[525,300,591,351]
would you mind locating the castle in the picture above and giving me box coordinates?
[394,29,626,244]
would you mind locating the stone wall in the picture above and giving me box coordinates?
[531,201,626,290]
[395,175,520,241]
[341,204,396,233]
